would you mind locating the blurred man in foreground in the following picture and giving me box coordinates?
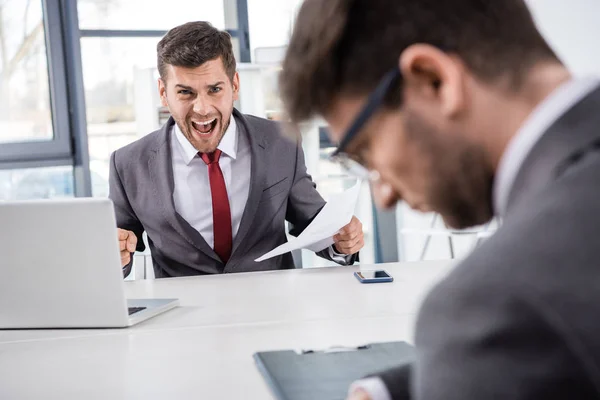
[280,0,600,398]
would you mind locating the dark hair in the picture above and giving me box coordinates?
[157,21,236,82]
[280,0,560,123]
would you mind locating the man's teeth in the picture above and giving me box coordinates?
[194,118,216,126]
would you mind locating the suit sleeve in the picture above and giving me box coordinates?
[109,151,146,278]
[351,363,412,400]
[375,363,412,400]
[285,137,358,265]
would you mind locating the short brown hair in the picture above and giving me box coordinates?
[157,21,236,82]
[280,0,559,123]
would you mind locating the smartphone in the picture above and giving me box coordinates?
[354,270,393,283]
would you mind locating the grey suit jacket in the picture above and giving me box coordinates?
[379,86,600,399]
[109,109,357,278]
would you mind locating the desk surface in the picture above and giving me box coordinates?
[0,261,454,399]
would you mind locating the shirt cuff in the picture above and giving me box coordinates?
[328,245,352,264]
[348,377,392,400]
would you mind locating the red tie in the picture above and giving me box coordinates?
[200,149,232,263]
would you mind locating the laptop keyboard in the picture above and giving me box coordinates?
[128,306,147,315]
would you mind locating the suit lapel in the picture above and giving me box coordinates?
[507,85,600,214]
[231,109,268,257]
[148,118,221,262]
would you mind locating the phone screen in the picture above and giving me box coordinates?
[357,270,390,279]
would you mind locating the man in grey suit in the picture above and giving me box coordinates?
[110,21,363,278]
[280,0,600,399]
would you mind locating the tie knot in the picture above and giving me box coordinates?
[200,149,222,165]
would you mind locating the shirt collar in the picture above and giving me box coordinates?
[493,77,600,216]
[173,116,239,166]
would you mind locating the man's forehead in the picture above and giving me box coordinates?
[164,60,229,83]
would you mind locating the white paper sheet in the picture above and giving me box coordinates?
[255,180,362,262]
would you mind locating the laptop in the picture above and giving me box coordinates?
[0,198,179,329]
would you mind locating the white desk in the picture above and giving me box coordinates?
[0,260,454,399]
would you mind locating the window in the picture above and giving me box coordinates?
[0,166,75,200]
[77,0,226,30]
[0,0,73,167]
[247,0,303,60]
[80,37,160,196]
[0,0,54,144]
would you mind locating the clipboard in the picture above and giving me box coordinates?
[253,341,415,400]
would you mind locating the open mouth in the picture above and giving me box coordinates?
[191,118,218,136]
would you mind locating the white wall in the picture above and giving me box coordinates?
[527,0,600,76]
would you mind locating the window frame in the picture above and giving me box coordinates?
[0,0,73,168]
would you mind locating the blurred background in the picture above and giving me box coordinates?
[1,0,598,268]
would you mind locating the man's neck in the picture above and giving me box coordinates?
[486,63,572,172]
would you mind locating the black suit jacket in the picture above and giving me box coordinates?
[380,84,600,399]
[109,109,357,278]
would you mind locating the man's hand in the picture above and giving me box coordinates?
[333,216,364,254]
[347,389,372,400]
[118,228,137,267]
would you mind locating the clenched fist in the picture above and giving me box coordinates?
[118,228,137,267]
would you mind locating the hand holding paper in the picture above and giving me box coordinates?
[255,180,362,262]
[332,216,363,255]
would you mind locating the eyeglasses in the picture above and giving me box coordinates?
[331,154,381,182]
[330,67,401,181]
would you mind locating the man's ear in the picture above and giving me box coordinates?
[232,71,240,102]
[399,44,465,118]
[158,78,168,108]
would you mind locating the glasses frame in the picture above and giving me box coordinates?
[329,67,401,181]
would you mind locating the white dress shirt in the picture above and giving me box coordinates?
[172,116,251,249]
[352,77,600,400]
[171,116,348,261]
